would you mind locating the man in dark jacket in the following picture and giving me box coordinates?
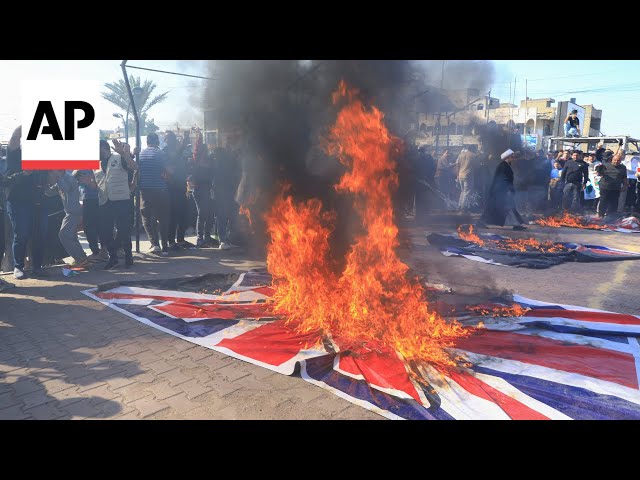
[213,135,241,250]
[3,126,50,279]
[597,142,628,218]
[560,151,589,212]
[189,131,218,248]
[163,130,193,250]
[478,149,526,230]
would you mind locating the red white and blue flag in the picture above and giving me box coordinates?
[83,270,640,420]
[429,232,640,269]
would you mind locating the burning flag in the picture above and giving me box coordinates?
[536,213,640,233]
[264,81,467,367]
[428,227,640,268]
[84,269,640,420]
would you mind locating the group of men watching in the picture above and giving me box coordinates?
[0,125,243,292]
[405,138,639,223]
[550,142,636,217]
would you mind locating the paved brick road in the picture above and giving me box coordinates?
[0,235,380,420]
[2,218,638,420]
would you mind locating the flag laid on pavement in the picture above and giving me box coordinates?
[83,270,640,420]
[428,232,640,269]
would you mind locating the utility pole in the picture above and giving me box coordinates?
[486,89,491,124]
[434,60,445,155]
[525,78,528,147]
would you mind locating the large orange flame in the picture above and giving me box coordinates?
[265,81,467,367]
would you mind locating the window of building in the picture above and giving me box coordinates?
[448,122,457,135]
[526,119,535,135]
[477,104,484,111]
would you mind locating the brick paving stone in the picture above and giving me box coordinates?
[203,377,243,397]
[172,356,201,370]
[129,396,171,418]
[41,378,76,394]
[306,394,353,417]
[176,379,213,400]
[126,372,157,384]
[156,369,190,389]
[113,410,141,420]
[81,384,121,403]
[61,365,96,380]
[130,351,161,366]
[0,404,31,420]
[54,387,86,409]
[16,349,44,361]
[5,335,30,346]
[119,343,151,356]
[94,364,133,381]
[146,381,184,401]
[173,342,198,353]
[191,354,236,371]
[288,386,327,404]
[146,341,176,355]
[207,404,238,420]
[2,367,32,382]
[8,341,32,352]
[212,364,252,383]
[333,405,382,420]
[110,383,155,404]
[12,379,44,397]
[0,362,23,374]
[61,398,104,419]
[20,389,57,409]
[95,401,131,419]
[184,347,215,362]
[161,392,201,414]
[0,392,23,409]
[103,375,138,392]
[25,402,68,420]
[145,360,176,375]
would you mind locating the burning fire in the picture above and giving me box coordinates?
[239,190,260,233]
[465,304,531,317]
[265,80,467,367]
[536,212,601,230]
[457,225,566,253]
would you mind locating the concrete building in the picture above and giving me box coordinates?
[416,87,603,153]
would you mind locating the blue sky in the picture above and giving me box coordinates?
[0,60,209,140]
[491,60,638,135]
[1,60,637,141]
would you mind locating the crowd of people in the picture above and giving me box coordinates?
[403,138,640,224]
[2,119,639,292]
[0,125,246,291]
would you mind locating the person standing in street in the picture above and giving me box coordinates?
[138,133,171,256]
[478,149,527,231]
[96,139,138,269]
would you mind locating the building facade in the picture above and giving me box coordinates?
[416,87,603,153]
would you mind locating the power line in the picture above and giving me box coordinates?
[125,65,216,81]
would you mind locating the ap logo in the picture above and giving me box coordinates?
[21,80,101,170]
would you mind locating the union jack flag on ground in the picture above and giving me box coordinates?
[83,270,640,420]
